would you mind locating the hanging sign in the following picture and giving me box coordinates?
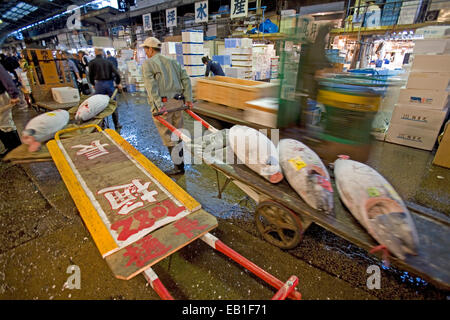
[230,0,248,19]
[195,1,209,23]
[143,13,152,31]
[166,7,177,28]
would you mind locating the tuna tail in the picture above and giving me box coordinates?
[265,155,279,167]
[22,128,36,137]
[371,211,419,260]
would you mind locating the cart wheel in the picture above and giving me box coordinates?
[255,200,303,250]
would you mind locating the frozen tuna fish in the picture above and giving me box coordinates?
[278,139,333,213]
[229,125,283,183]
[75,94,110,121]
[22,109,69,152]
[334,157,419,260]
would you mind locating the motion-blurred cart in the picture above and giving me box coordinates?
[156,106,450,291]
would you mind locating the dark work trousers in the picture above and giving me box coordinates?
[95,80,120,129]
[0,130,21,154]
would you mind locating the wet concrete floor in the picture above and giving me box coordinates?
[0,93,448,300]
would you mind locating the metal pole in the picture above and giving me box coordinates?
[201,233,302,300]
[271,275,299,300]
[143,268,174,300]
[185,109,219,133]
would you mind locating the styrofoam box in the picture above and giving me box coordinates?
[162,42,177,55]
[183,55,203,65]
[232,60,252,67]
[386,123,440,151]
[413,39,450,55]
[406,72,450,91]
[227,48,252,55]
[183,43,204,54]
[390,104,448,130]
[415,26,450,39]
[398,88,449,110]
[52,87,80,104]
[241,38,253,48]
[176,55,184,66]
[175,42,183,55]
[127,61,137,68]
[184,65,205,76]
[411,55,450,73]
[182,30,203,43]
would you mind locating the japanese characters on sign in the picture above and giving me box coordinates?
[104,209,218,279]
[66,133,191,248]
[195,1,208,23]
[166,7,177,28]
[143,13,152,31]
[72,140,110,160]
[109,198,186,242]
[230,0,248,19]
[97,179,158,215]
[122,216,209,269]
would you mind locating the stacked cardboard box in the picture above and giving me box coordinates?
[386,39,450,151]
[117,50,137,92]
[212,55,231,69]
[182,30,205,79]
[126,60,145,92]
[270,57,279,80]
[252,44,276,81]
[225,38,253,80]
[175,42,183,66]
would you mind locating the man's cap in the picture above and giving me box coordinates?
[140,37,162,49]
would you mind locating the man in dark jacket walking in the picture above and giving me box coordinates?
[88,48,122,131]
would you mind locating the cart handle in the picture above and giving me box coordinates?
[110,88,119,101]
[185,109,218,133]
[271,275,299,300]
[152,105,188,117]
[54,124,103,141]
[154,116,192,143]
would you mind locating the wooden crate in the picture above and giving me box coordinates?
[195,76,278,110]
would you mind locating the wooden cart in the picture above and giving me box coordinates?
[46,124,301,300]
[156,107,450,292]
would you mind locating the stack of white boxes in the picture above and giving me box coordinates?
[252,44,277,81]
[224,38,253,80]
[175,42,183,66]
[117,50,134,92]
[162,42,178,60]
[270,56,279,80]
[126,60,145,93]
[386,38,450,151]
[182,29,205,79]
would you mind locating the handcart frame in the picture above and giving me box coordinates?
[155,105,450,291]
[47,124,301,300]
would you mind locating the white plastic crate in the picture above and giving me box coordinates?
[182,30,203,43]
[185,65,205,76]
[182,43,204,54]
[183,55,203,65]
[52,87,80,104]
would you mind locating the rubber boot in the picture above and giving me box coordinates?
[165,146,185,176]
